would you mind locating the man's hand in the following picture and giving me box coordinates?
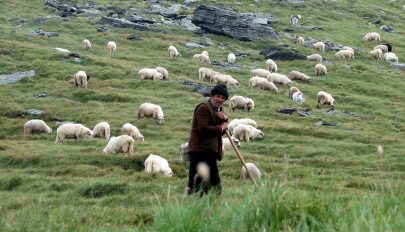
[217,111,228,122]
[220,122,228,131]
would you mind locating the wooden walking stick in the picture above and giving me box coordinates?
[225,129,258,187]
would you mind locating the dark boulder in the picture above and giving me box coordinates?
[259,46,306,61]
[97,16,166,33]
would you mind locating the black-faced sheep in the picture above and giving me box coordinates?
[138,103,165,124]
[229,95,255,112]
[145,154,173,176]
[102,135,134,155]
[24,119,52,135]
[55,123,93,143]
[121,123,144,141]
[92,122,110,140]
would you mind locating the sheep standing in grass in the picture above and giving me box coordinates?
[290,14,301,25]
[307,54,322,62]
[138,68,164,80]
[268,73,293,86]
[384,52,399,63]
[138,103,165,124]
[315,63,327,76]
[228,118,257,135]
[24,119,52,135]
[249,77,278,93]
[363,32,380,41]
[121,123,144,141]
[241,163,261,181]
[145,154,173,177]
[222,137,241,156]
[155,67,169,80]
[199,67,218,82]
[55,123,93,143]
[193,54,211,63]
[228,53,236,64]
[107,41,117,53]
[292,91,305,105]
[334,50,354,60]
[202,51,209,57]
[251,68,272,79]
[289,86,300,98]
[373,45,388,53]
[82,39,91,50]
[297,36,305,45]
[265,59,278,72]
[340,46,354,52]
[289,71,311,83]
[369,48,383,60]
[211,73,239,87]
[313,41,325,52]
[102,135,134,155]
[317,91,335,108]
[168,45,181,58]
[92,122,110,140]
[232,124,264,142]
[74,71,90,89]
[229,95,254,112]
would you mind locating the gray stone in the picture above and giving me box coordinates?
[26,109,44,116]
[179,17,201,32]
[185,42,205,48]
[259,46,307,61]
[211,60,242,70]
[0,70,36,84]
[33,92,49,98]
[389,62,405,71]
[97,16,166,33]
[97,26,108,32]
[32,29,59,37]
[126,34,142,40]
[182,80,213,97]
[315,121,337,127]
[380,25,394,32]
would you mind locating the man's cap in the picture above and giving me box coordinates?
[211,84,229,100]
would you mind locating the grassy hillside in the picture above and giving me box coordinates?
[0,0,404,231]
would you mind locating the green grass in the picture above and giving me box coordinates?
[0,0,404,231]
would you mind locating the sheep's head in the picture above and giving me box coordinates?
[156,117,165,125]
[82,127,93,138]
[138,135,145,141]
[161,168,174,177]
[232,138,241,147]
[47,127,53,134]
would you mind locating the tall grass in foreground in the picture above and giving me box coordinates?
[152,182,405,232]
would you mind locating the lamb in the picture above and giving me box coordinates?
[313,41,325,52]
[155,67,169,80]
[267,73,293,86]
[265,59,278,72]
[307,54,322,62]
[232,124,264,142]
[241,163,261,181]
[138,103,165,124]
[292,91,305,105]
[74,70,90,89]
[193,54,211,63]
[229,95,255,112]
[228,53,236,64]
[211,73,239,87]
[296,36,305,45]
[121,123,144,141]
[102,135,134,155]
[222,137,241,156]
[334,49,354,60]
[168,45,181,58]
[373,45,388,53]
[82,39,91,50]
[317,91,335,108]
[249,77,278,93]
[107,41,117,53]
[289,86,301,98]
[251,68,272,79]
[138,68,164,80]
[228,118,258,135]
[384,52,399,63]
[289,71,311,83]
[363,32,381,41]
[198,67,218,82]
[55,123,93,143]
[144,154,173,177]
[369,48,383,60]
[315,63,327,76]
[24,119,52,135]
[92,122,110,140]
[290,14,301,25]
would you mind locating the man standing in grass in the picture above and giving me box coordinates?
[187,84,229,196]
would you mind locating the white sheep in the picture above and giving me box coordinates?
[307,54,323,62]
[363,32,381,41]
[340,46,354,52]
[228,53,236,64]
[55,123,93,143]
[384,52,399,63]
[198,67,218,82]
[121,123,144,141]
[229,95,255,112]
[211,73,239,87]
[313,41,325,52]
[265,59,278,72]
[201,51,209,57]
[92,122,110,140]
[102,135,134,155]
[74,70,90,89]
[334,50,354,60]
[222,137,241,156]
[369,48,383,60]
[107,41,117,53]
[193,54,211,63]
[82,39,91,50]
[228,118,257,135]
[144,154,173,177]
[241,163,261,181]
[24,119,52,135]
[317,91,335,108]
[249,77,278,93]
[251,68,271,79]
[289,71,311,83]
[292,91,305,105]
[315,63,327,76]
[155,67,169,80]
[289,86,301,98]
[296,36,305,45]
[232,124,264,143]
[267,73,293,86]
[138,103,165,124]
[168,45,181,58]
[373,45,388,53]
[290,14,301,25]
[138,68,164,80]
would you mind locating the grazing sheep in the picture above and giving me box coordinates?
[211,73,239,87]
[313,41,325,52]
[317,91,335,108]
[229,95,255,112]
[92,122,110,140]
[121,123,144,141]
[363,32,380,41]
[241,163,261,181]
[24,119,52,135]
[340,46,354,52]
[82,39,91,50]
[292,91,305,105]
[334,50,354,60]
[289,71,311,83]
[228,118,257,135]
[369,48,383,60]
[102,135,134,155]
[307,54,322,62]
[107,41,117,53]
[222,137,241,156]
[145,154,173,177]
[377,145,384,155]
[138,68,164,80]
[138,103,165,124]
[268,73,293,86]
[289,86,301,98]
[168,45,181,58]
[155,67,169,80]
[54,47,71,55]
[249,77,278,93]
[55,123,93,143]
[228,53,236,64]
[74,70,90,89]
[251,68,272,79]
[198,67,218,82]
[384,52,399,63]
[265,59,278,72]
[373,45,388,53]
[193,54,211,63]
[201,51,209,57]
[296,36,305,45]
[232,124,264,142]
[315,63,327,76]
[290,14,301,25]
